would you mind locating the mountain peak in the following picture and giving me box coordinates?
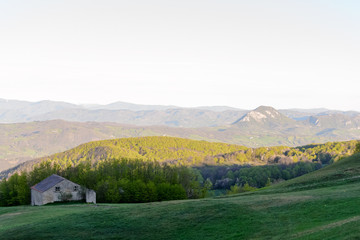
[254,105,279,115]
[254,105,277,111]
[238,106,281,123]
[232,106,295,126]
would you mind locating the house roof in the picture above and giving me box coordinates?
[31,174,65,193]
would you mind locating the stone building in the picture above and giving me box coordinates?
[31,174,96,206]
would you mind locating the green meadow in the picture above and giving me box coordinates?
[1,154,360,239]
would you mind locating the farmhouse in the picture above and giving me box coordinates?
[31,174,96,206]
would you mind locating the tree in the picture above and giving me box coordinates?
[202,178,213,197]
[227,182,257,195]
[0,179,10,206]
[355,142,360,154]
[265,178,271,187]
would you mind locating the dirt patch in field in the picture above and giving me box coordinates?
[293,215,360,238]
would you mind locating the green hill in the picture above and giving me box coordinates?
[1,154,360,239]
[2,137,358,179]
[271,153,360,192]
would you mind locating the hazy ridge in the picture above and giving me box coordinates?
[0,99,360,171]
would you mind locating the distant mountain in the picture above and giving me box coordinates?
[24,108,248,128]
[0,99,360,172]
[318,110,360,117]
[232,106,297,128]
[279,108,360,121]
[0,99,247,127]
[282,108,330,114]
[306,114,360,129]
[233,106,360,132]
[0,99,78,123]
[0,99,30,110]
[279,109,322,121]
[1,99,359,129]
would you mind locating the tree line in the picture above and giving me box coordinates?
[0,158,205,206]
[1,138,359,206]
[198,161,322,192]
[2,137,358,179]
[0,158,321,206]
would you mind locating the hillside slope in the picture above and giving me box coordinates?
[1,154,360,239]
[271,153,360,192]
[1,101,360,172]
[0,120,168,171]
[2,136,357,179]
[0,120,243,171]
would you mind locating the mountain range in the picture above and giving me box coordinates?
[2,99,358,128]
[0,99,247,126]
[0,99,360,171]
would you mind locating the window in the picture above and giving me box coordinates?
[73,186,79,191]
[55,187,60,192]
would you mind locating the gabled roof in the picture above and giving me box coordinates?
[31,174,65,193]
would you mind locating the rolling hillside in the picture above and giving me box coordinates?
[1,154,360,239]
[2,136,358,179]
[0,120,167,171]
[1,116,360,172]
[1,100,360,172]
[271,152,360,192]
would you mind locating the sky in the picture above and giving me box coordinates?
[0,0,359,111]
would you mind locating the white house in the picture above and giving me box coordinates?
[31,174,96,206]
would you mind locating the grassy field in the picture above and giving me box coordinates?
[1,154,360,240]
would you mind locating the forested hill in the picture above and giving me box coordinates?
[1,137,358,179]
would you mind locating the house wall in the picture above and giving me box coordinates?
[40,179,83,205]
[31,189,43,206]
[86,189,96,204]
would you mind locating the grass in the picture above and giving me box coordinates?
[1,154,360,239]
[271,153,360,192]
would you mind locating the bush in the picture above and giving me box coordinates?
[227,182,257,195]
[59,192,73,202]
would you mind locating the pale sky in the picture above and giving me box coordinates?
[0,1,359,110]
